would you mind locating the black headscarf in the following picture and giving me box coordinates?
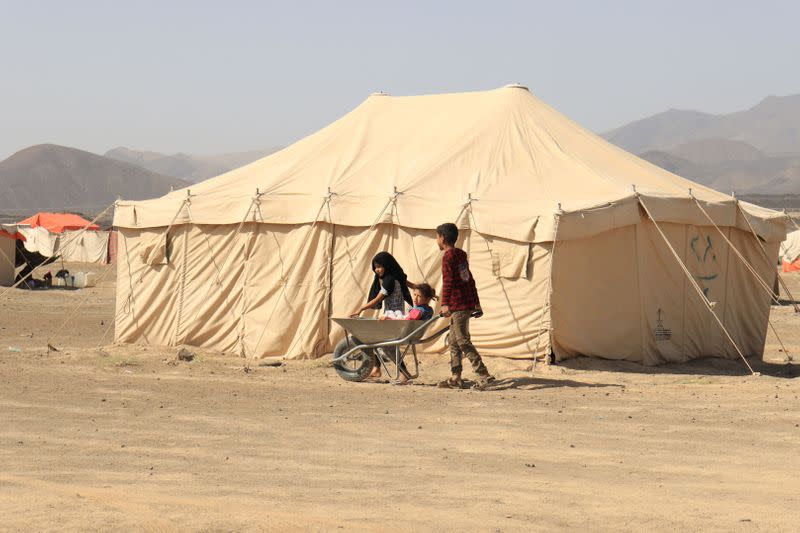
[367,251,413,309]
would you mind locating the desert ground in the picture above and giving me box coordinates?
[1,262,799,531]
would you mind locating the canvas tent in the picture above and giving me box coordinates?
[780,229,800,272]
[113,85,787,364]
[16,212,110,264]
[0,225,19,286]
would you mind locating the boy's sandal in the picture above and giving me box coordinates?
[437,377,464,389]
[472,374,496,390]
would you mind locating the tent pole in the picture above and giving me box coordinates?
[532,208,561,373]
[638,196,757,375]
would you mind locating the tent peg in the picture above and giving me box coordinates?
[688,187,693,197]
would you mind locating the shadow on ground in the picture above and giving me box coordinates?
[482,377,625,392]
[555,356,799,378]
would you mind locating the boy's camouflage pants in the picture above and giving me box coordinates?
[449,310,489,376]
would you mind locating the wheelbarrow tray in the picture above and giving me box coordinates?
[331,318,434,344]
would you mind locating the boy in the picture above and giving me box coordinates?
[435,223,494,389]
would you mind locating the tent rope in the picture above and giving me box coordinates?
[638,196,756,375]
[177,193,261,354]
[252,194,333,359]
[0,203,114,300]
[465,205,541,361]
[391,198,438,284]
[690,197,783,305]
[347,194,396,266]
[736,206,800,313]
[532,209,561,373]
[690,196,795,360]
[785,210,800,231]
[45,259,118,352]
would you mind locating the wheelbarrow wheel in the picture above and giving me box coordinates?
[332,337,373,382]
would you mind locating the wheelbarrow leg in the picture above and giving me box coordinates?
[377,347,393,378]
[410,344,419,379]
[394,346,402,381]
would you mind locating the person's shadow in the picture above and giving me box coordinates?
[465,376,624,392]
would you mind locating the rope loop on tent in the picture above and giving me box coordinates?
[638,196,756,375]
[0,202,115,300]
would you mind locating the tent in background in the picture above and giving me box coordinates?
[113,85,787,365]
[18,212,100,233]
[16,212,110,264]
[780,229,800,272]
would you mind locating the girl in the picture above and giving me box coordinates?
[350,252,418,382]
[351,251,415,318]
[406,283,437,321]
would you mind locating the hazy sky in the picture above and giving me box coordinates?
[2,0,799,159]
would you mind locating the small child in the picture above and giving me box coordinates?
[405,283,437,320]
[435,222,495,389]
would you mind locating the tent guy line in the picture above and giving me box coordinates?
[638,194,756,375]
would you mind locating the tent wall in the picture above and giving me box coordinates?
[59,230,111,263]
[551,222,777,364]
[115,223,553,359]
[0,236,15,286]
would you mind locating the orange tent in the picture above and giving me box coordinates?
[18,212,99,233]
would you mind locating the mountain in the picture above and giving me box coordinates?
[105,146,281,183]
[639,139,800,194]
[604,94,800,156]
[0,144,189,213]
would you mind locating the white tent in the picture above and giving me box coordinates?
[780,229,800,271]
[113,85,787,364]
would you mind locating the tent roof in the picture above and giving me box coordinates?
[19,212,100,233]
[114,85,787,243]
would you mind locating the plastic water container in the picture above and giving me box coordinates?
[74,272,87,288]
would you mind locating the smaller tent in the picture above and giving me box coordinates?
[0,225,19,286]
[15,212,109,264]
[780,229,800,272]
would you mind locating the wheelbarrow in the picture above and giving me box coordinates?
[330,314,450,382]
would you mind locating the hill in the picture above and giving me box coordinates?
[638,138,800,194]
[105,146,281,183]
[604,94,800,156]
[0,144,188,214]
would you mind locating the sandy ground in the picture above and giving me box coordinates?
[1,262,799,531]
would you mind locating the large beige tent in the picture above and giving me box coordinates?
[0,226,17,286]
[113,85,787,364]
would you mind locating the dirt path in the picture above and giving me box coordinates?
[1,266,799,531]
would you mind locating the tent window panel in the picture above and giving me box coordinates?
[489,238,530,280]
[139,229,172,266]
